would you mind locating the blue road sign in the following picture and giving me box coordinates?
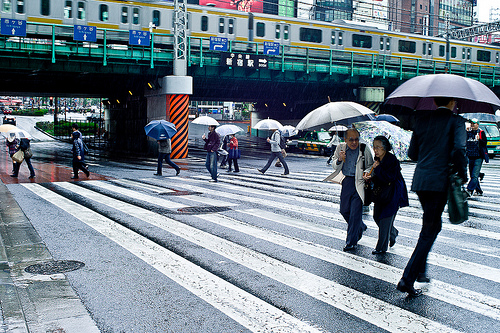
[74,25,97,42]
[1,19,26,37]
[129,30,150,46]
[264,42,280,55]
[210,37,228,52]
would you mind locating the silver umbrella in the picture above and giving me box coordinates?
[296,102,376,130]
[385,74,500,112]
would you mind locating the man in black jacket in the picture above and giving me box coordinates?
[397,97,467,297]
[203,125,220,182]
[466,118,487,196]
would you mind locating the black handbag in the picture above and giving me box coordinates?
[448,172,469,224]
[363,181,373,206]
[372,181,395,206]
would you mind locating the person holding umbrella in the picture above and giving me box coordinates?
[397,97,467,297]
[203,125,220,182]
[6,132,19,174]
[465,118,487,196]
[144,120,180,176]
[257,127,289,176]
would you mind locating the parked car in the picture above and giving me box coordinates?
[2,115,16,125]
[87,113,103,122]
[2,107,12,115]
[479,122,500,157]
[296,130,332,155]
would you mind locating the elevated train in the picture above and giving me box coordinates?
[2,0,500,68]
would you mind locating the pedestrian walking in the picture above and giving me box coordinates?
[6,132,19,173]
[363,136,408,254]
[397,97,467,297]
[154,138,180,176]
[227,134,240,173]
[203,125,220,182]
[325,128,374,251]
[465,118,487,196]
[326,132,341,165]
[71,131,90,179]
[257,128,289,175]
[11,137,35,179]
[219,135,229,168]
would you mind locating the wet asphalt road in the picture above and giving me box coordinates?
[2,118,500,332]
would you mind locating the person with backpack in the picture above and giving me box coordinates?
[11,137,35,179]
[326,128,374,251]
[71,131,90,179]
[257,128,289,175]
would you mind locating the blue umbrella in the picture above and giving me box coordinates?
[144,120,177,140]
[375,114,399,123]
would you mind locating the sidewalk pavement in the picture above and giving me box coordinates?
[0,181,100,333]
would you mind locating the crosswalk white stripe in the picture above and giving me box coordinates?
[197,210,500,321]
[112,179,175,194]
[51,182,461,333]
[21,183,323,333]
[165,177,500,283]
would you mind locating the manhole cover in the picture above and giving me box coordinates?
[25,260,85,275]
[177,206,231,214]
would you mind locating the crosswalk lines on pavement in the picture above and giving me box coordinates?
[19,165,500,332]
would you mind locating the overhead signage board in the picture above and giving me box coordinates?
[129,30,150,46]
[210,37,228,51]
[221,53,268,69]
[264,42,280,55]
[1,19,26,37]
[73,25,97,42]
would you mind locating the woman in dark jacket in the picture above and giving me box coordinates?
[11,137,35,178]
[71,131,90,179]
[364,136,409,254]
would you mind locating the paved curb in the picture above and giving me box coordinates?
[0,182,100,333]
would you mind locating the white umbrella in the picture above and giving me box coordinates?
[296,102,376,130]
[0,124,18,132]
[215,124,245,136]
[4,129,31,139]
[253,118,284,130]
[192,115,220,126]
[281,125,298,137]
[328,125,348,132]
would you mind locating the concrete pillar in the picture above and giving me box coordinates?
[358,87,385,113]
[162,76,193,159]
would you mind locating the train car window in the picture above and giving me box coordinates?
[496,53,499,64]
[64,1,72,19]
[121,7,128,24]
[467,48,471,60]
[380,37,383,50]
[398,40,416,53]
[219,18,224,33]
[228,18,234,35]
[462,49,465,59]
[352,34,371,48]
[201,16,208,32]
[422,43,426,55]
[276,25,280,39]
[256,22,265,37]
[41,0,50,16]
[386,38,390,51]
[477,50,491,62]
[284,25,289,40]
[17,0,24,14]
[331,31,335,45]
[300,27,322,43]
[439,45,445,57]
[99,4,108,21]
[78,2,85,20]
[153,10,160,27]
[428,44,432,55]
[451,47,457,58]
[2,0,11,12]
[133,8,139,25]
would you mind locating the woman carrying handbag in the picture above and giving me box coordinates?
[11,137,35,179]
[227,134,240,173]
[363,136,408,254]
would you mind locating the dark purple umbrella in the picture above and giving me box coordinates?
[385,74,500,113]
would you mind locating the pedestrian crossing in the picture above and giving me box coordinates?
[17,161,500,332]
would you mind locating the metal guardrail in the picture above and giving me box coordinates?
[0,21,498,87]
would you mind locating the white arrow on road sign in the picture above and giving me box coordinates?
[84,34,87,41]
[138,39,141,45]
[11,28,15,34]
